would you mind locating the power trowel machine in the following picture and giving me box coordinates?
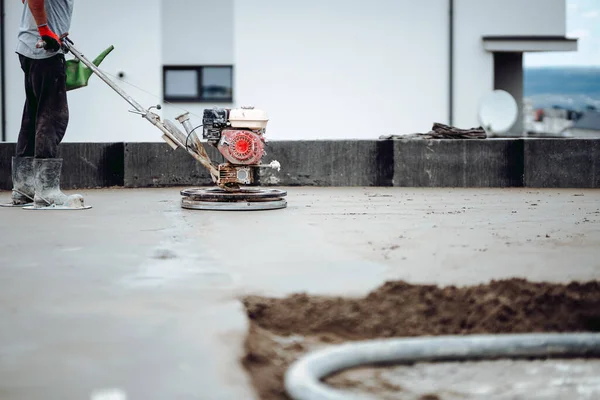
[63,37,286,211]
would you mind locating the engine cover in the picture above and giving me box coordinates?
[217,129,265,165]
[202,108,229,142]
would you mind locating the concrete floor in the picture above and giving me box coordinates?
[331,359,600,400]
[0,187,599,400]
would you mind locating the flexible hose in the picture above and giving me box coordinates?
[284,333,600,400]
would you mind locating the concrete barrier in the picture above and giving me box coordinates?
[524,139,600,188]
[1,139,599,189]
[123,143,223,187]
[0,143,17,190]
[258,140,384,187]
[59,143,124,189]
[0,143,124,190]
[393,139,524,187]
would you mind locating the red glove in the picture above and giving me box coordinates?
[37,24,61,52]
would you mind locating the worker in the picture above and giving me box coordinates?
[6,0,86,210]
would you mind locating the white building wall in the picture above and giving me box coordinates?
[4,0,163,143]
[4,1,26,144]
[161,0,234,126]
[453,0,566,130]
[234,0,449,140]
[1,0,570,143]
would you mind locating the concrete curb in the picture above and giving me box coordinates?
[1,143,124,190]
[0,143,17,190]
[257,139,524,187]
[524,139,600,188]
[392,139,524,187]
[1,139,599,189]
[60,143,124,189]
[257,141,382,187]
[123,143,223,188]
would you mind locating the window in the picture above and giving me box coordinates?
[163,66,233,102]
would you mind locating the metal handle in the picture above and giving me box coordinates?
[61,37,219,181]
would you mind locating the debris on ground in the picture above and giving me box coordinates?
[242,279,600,400]
[380,123,487,140]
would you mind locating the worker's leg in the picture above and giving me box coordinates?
[6,55,38,206]
[30,54,69,159]
[26,54,87,209]
[15,55,37,157]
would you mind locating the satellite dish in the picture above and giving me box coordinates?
[478,90,518,135]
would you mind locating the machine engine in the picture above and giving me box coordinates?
[201,106,269,187]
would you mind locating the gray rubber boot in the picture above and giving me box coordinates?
[32,158,87,209]
[10,157,35,205]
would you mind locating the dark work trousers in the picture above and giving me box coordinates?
[16,53,69,159]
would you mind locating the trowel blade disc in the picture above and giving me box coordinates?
[181,187,287,201]
[0,202,33,208]
[181,198,287,211]
[23,205,93,211]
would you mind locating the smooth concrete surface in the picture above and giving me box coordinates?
[1,187,599,399]
[331,359,600,399]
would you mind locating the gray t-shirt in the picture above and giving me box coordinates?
[16,0,74,59]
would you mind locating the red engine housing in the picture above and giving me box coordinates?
[217,129,265,165]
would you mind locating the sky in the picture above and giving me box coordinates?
[525,0,600,67]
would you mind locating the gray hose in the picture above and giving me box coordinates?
[284,333,600,400]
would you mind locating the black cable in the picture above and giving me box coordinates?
[185,125,218,169]
[185,124,203,151]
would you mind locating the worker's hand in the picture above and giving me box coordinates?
[37,24,61,52]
